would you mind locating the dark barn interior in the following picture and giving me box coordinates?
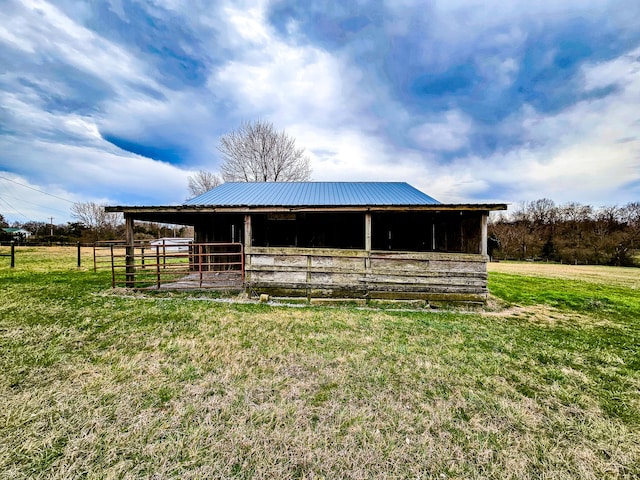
[192,211,482,254]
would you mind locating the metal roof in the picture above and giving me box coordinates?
[184,182,441,207]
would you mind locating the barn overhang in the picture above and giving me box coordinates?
[106,203,507,256]
[106,203,507,224]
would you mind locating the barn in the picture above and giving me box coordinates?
[106,182,507,304]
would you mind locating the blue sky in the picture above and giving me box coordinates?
[1,0,639,224]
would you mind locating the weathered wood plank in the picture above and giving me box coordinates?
[250,247,369,258]
[370,252,484,262]
[250,247,486,262]
[246,264,487,280]
[244,246,490,303]
[368,291,487,302]
[248,281,486,294]
[250,285,487,301]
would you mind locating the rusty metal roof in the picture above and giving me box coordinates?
[185,182,440,207]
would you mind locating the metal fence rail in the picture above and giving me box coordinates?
[0,242,15,268]
[94,241,244,290]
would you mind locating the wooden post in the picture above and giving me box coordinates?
[480,213,488,257]
[365,213,372,251]
[110,244,115,288]
[125,215,135,287]
[240,242,245,283]
[10,241,15,268]
[77,242,81,268]
[432,223,436,251]
[155,245,161,289]
[244,214,252,284]
[198,244,203,287]
[364,213,372,269]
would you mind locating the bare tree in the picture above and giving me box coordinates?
[218,120,312,182]
[188,170,222,197]
[71,202,122,230]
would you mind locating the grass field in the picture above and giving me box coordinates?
[1,247,639,479]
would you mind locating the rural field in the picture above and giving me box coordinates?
[1,247,639,479]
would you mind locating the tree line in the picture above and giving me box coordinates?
[489,199,640,266]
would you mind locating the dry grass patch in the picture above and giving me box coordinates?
[488,261,640,289]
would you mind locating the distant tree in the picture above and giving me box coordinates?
[71,202,122,234]
[63,222,88,239]
[620,202,640,246]
[0,214,10,241]
[218,120,312,182]
[187,170,222,197]
[21,221,48,237]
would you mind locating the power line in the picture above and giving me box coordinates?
[0,193,70,217]
[0,175,75,204]
[0,196,31,221]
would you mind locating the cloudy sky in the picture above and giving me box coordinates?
[1,0,640,224]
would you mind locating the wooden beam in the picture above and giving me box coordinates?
[365,213,372,252]
[244,214,252,283]
[480,213,488,257]
[244,214,252,253]
[106,203,509,216]
[365,213,372,269]
[124,214,135,287]
[125,215,135,245]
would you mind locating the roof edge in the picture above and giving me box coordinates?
[106,203,508,213]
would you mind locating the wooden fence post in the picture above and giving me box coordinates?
[110,244,115,288]
[125,215,135,288]
[125,245,135,288]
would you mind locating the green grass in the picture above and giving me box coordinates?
[1,247,639,479]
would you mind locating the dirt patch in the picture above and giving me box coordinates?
[481,294,610,326]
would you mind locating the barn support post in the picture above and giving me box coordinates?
[125,214,136,287]
[244,214,252,285]
[364,213,372,269]
[480,213,488,257]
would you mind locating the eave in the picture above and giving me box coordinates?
[106,203,508,215]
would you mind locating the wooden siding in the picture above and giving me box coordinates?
[245,247,488,303]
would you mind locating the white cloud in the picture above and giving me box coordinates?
[212,3,370,128]
[1,136,193,214]
[444,49,640,204]
[409,111,472,152]
[1,0,146,89]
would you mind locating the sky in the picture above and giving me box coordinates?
[1,0,640,224]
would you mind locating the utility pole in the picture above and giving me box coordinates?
[49,217,54,237]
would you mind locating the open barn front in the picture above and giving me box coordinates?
[242,210,490,304]
[240,211,483,253]
[106,182,506,303]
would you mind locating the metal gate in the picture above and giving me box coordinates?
[95,241,244,290]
